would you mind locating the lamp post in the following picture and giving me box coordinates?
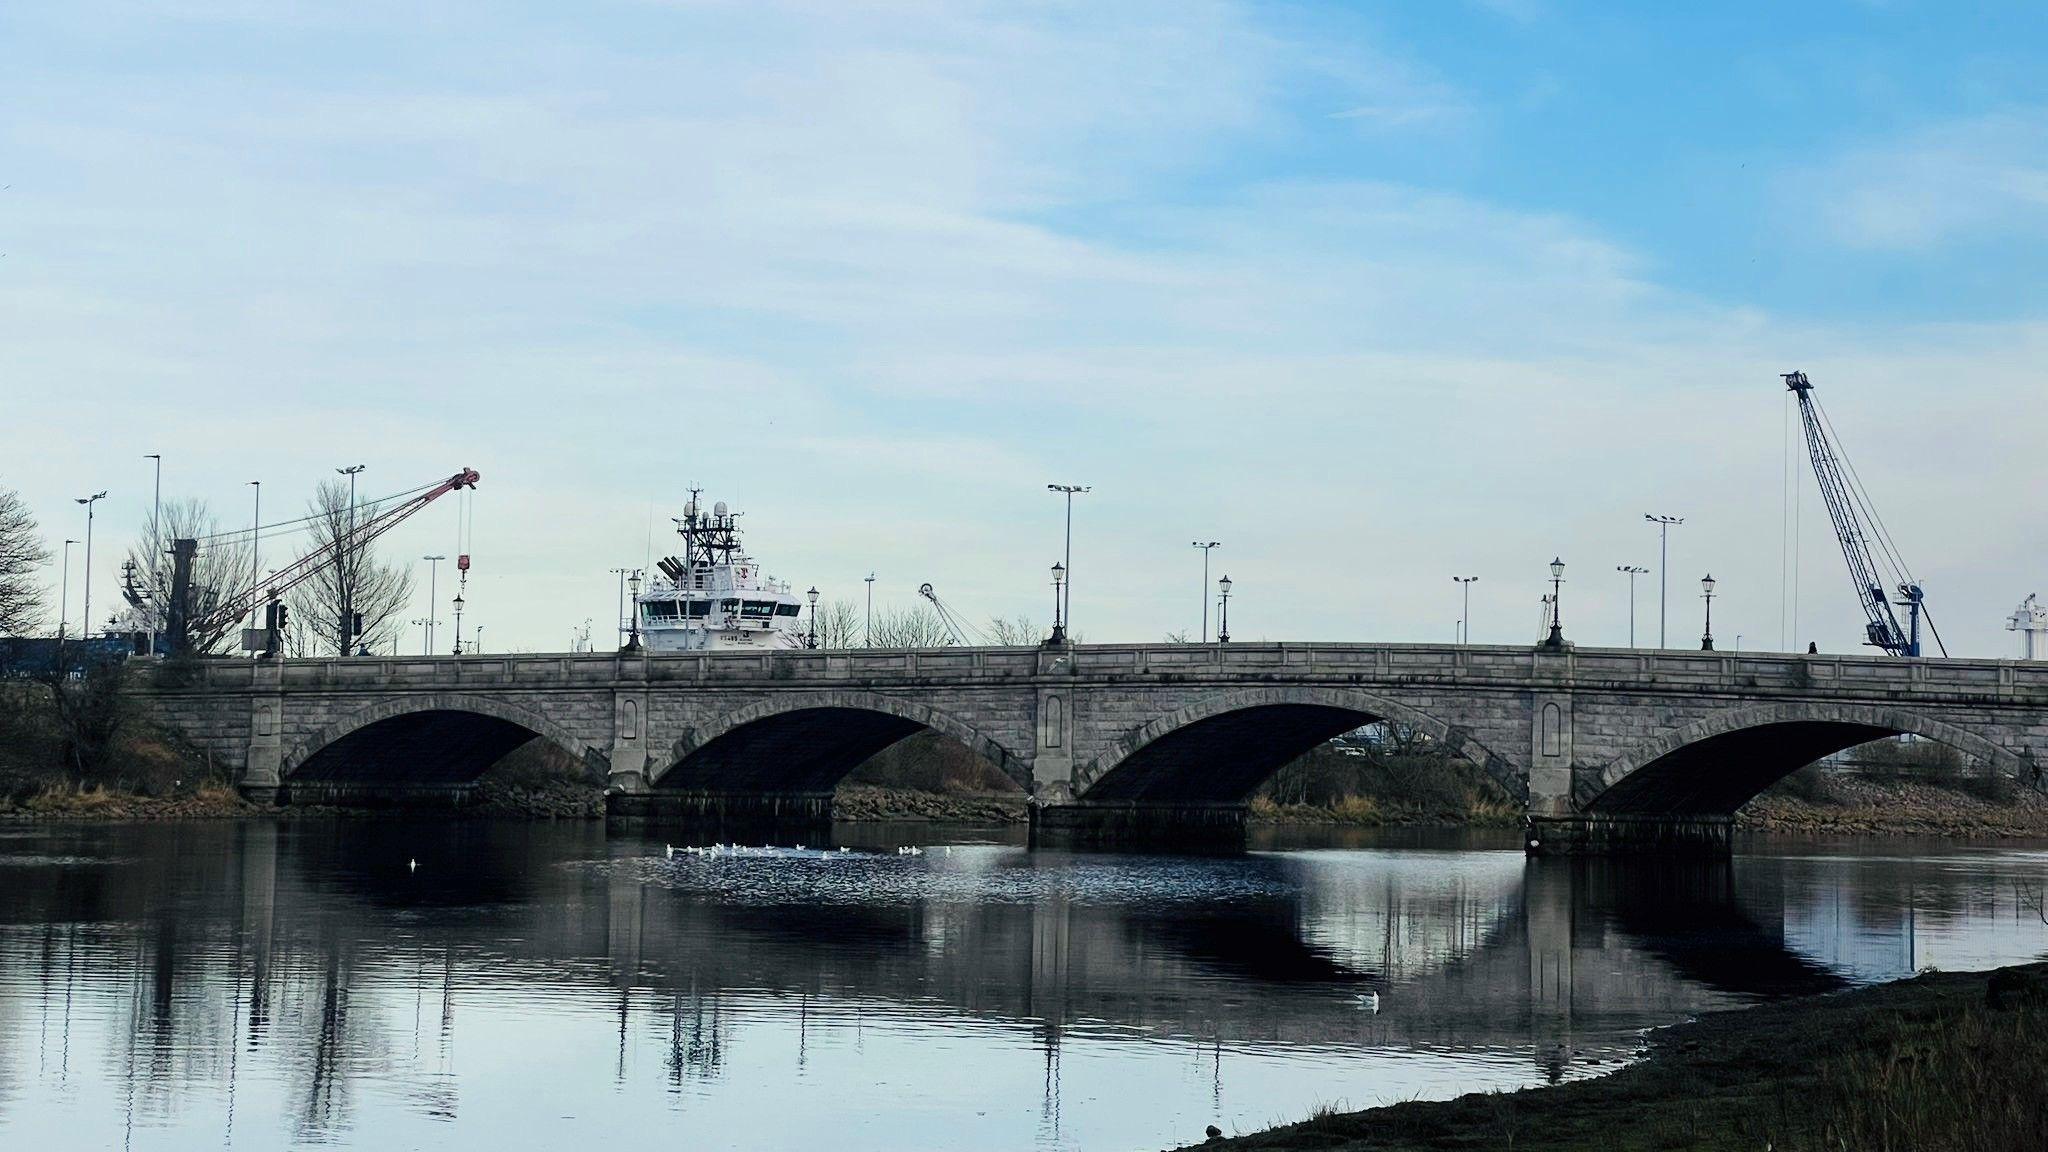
[1644,514,1683,647]
[1047,562,1067,645]
[474,625,484,655]
[1616,565,1648,647]
[58,539,78,641]
[1543,557,1567,649]
[1217,574,1232,643]
[1047,484,1088,639]
[624,570,643,652]
[806,586,820,649]
[608,566,629,651]
[1700,574,1717,651]
[1191,541,1221,642]
[864,572,875,647]
[145,454,162,654]
[452,592,466,655]
[246,481,263,638]
[337,464,365,656]
[1452,576,1479,644]
[423,555,446,655]
[411,617,438,655]
[75,491,107,642]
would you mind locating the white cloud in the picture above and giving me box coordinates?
[1,3,2042,658]
[1801,111,2048,250]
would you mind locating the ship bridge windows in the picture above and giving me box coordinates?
[642,600,722,622]
[719,598,741,615]
[740,600,778,621]
[773,603,801,618]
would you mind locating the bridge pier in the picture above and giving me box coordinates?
[1028,802,1248,852]
[1524,813,1733,856]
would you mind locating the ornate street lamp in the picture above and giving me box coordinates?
[1543,557,1567,649]
[806,586,821,649]
[1046,563,1067,645]
[452,592,466,655]
[1217,574,1232,644]
[624,569,644,652]
[1700,573,1717,651]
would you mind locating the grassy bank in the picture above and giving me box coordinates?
[1190,963,2048,1152]
[1250,742,1524,827]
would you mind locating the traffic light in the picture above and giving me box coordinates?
[275,602,289,633]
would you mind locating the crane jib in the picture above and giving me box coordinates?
[193,467,481,642]
[1784,371,1925,657]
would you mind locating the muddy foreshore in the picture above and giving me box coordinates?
[1182,963,2048,1152]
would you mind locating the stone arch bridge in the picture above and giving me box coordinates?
[131,643,2048,852]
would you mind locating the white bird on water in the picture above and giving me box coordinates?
[408,858,417,872]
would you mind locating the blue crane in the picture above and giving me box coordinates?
[1784,371,1943,657]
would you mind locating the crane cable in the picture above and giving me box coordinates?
[1813,398,1917,590]
[193,478,443,543]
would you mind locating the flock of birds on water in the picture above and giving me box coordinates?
[664,842,945,859]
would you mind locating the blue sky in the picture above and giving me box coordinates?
[2,1,2044,655]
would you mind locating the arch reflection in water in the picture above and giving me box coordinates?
[0,823,2044,1150]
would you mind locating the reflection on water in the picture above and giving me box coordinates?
[0,822,2045,1151]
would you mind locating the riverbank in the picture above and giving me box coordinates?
[1739,774,2048,837]
[9,776,2048,836]
[1189,962,2048,1152]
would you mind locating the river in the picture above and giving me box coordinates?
[1,820,2045,1150]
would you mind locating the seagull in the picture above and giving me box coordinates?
[665,843,675,859]
[408,858,417,872]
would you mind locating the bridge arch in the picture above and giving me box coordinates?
[282,692,597,790]
[649,690,1030,795]
[1074,686,1523,805]
[1583,701,2034,815]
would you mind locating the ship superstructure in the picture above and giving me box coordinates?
[636,492,806,651]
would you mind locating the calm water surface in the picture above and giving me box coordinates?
[2,820,2046,1151]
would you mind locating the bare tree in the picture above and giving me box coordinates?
[120,497,255,654]
[284,480,416,656]
[985,615,1043,646]
[0,485,50,635]
[868,604,953,648]
[816,598,864,648]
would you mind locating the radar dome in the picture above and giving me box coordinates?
[713,500,729,517]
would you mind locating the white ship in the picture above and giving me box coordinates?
[635,492,809,652]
